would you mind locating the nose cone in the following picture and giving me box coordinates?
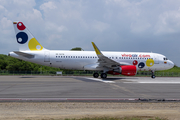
[168,60,174,69]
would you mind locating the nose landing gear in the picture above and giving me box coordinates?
[151,71,156,79]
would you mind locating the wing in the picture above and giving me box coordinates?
[92,42,130,69]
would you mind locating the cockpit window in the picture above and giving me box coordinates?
[163,58,168,60]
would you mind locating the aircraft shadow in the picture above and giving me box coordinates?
[102,77,138,81]
[20,76,36,78]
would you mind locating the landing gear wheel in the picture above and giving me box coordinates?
[101,73,107,79]
[93,73,99,78]
[151,75,156,79]
[151,71,156,79]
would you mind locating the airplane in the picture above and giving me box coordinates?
[9,21,174,79]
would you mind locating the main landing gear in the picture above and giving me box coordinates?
[151,71,156,79]
[101,73,107,79]
[93,72,107,79]
[93,73,99,78]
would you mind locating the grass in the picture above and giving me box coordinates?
[26,117,167,120]
[64,117,167,120]
[25,117,168,120]
[1,66,180,77]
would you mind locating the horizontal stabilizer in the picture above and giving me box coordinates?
[13,51,34,58]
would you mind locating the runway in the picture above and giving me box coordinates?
[0,76,180,101]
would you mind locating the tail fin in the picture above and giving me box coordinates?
[13,21,46,51]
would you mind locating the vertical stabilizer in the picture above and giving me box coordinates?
[13,21,46,51]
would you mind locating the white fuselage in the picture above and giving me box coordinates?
[9,50,174,72]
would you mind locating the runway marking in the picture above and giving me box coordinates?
[136,82,180,84]
[84,77,115,83]
[123,80,180,84]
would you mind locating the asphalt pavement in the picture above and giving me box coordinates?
[0,76,180,101]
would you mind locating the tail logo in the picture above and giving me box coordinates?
[16,32,28,44]
[28,38,43,51]
[15,21,43,51]
[17,22,26,30]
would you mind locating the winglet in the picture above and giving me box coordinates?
[92,42,102,55]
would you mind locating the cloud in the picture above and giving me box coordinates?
[155,8,180,35]
[131,20,151,33]
[0,0,180,66]
[40,1,57,10]
[91,20,110,32]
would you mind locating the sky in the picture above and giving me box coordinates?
[0,0,180,66]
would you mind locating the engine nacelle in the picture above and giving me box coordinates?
[107,71,120,75]
[107,65,137,76]
[120,65,137,76]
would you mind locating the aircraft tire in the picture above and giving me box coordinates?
[93,73,99,78]
[101,73,107,79]
[151,75,156,79]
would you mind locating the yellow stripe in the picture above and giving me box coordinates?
[92,42,101,55]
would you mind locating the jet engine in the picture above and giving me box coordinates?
[107,65,137,76]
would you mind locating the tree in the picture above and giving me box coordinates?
[0,54,8,70]
[71,47,84,51]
